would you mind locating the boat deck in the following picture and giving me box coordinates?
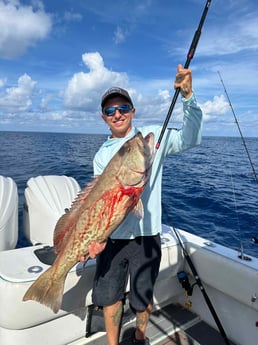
[120,303,235,345]
[81,303,236,345]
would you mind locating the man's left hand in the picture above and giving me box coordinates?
[79,241,107,262]
[174,64,193,99]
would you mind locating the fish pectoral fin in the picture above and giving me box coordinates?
[131,198,144,219]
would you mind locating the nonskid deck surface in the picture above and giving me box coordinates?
[79,303,235,345]
[119,303,235,345]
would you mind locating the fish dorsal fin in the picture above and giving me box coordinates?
[53,176,100,254]
[71,176,100,210]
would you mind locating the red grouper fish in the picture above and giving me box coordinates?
[23,132,154,313]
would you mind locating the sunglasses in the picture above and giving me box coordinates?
[103,104,132,117]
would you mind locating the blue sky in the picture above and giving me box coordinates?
[0,0,257,137]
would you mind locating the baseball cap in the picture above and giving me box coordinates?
[101,87,133,108]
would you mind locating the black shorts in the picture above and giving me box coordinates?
[92,234,161,312]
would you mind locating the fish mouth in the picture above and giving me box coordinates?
[119,167,151,187]
[130,167,146,174]
[117,168,149,187]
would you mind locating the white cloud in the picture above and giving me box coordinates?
[201,95,230,121]
[0,48,255,136]
[40,93,54,110]
[197,13,258,57]
[0,78,6,87]
[0,73,36,113]
[0,0,52,59]
[63,11,82,23]
[113,26,126,44]
[63,52,129,111]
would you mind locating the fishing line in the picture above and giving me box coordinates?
[223,133,254,260]
[218,71,258,182]
[224,141,244,258]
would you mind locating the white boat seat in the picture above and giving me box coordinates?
[23,175,80,245]
[0,176,18,251]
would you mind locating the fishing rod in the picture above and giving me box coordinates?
[156,0,211,150]
[218,71,258,182]
[143,0,228,342]
[154,2,231,342]
[172,225,231,345]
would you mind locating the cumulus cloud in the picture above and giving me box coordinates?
[62,51,180,127]
[0,0,52,59]
[0,50,245,134]
[202,95,229,118]
[40,93,54,110]
[63,52,129,111]
[0,73,36,113]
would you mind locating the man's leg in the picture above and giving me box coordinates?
[129,235,161,343]
[103,301,123,345]
[135,302,152,340]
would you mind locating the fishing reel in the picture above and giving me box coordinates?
[177,271,194,309]
[177,271,193,296]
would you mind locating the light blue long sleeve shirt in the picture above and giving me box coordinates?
[93,93,203,239]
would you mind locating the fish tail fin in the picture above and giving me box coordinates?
[23,266,66,313]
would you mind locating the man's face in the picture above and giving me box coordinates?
[102,96,135,138]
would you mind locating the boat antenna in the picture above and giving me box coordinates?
[218,71,258,182]
[156,0,212,150]
[171,224,231,345]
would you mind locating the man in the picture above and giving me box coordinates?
[88,64,203,345]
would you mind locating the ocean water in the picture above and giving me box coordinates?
[0,131,257,257]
